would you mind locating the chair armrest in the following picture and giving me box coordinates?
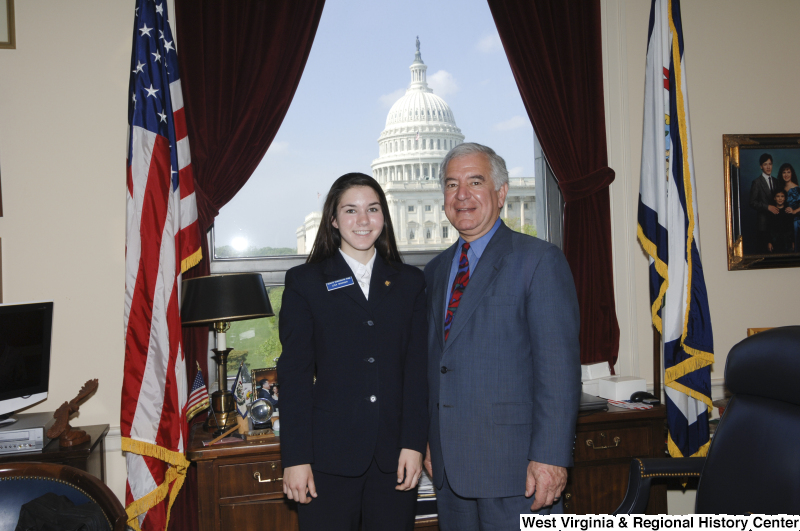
[614,457,705,514]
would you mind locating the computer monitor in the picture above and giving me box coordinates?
[0,301,54,426]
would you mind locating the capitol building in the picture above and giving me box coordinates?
[297,40,536,253]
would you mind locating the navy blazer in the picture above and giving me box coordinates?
[425,222,581,498]
[277,252,428,477]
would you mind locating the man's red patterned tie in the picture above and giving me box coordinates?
[444,242,470,341]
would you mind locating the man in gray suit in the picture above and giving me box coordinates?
[423,143,581,530]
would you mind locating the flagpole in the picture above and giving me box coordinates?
[653,329,661,400]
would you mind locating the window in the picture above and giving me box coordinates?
[206,1,566,374]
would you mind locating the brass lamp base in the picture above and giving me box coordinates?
[204,389,238,433]
[204,346,238,433]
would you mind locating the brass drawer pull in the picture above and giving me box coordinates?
[586,436,621,450]
[254,471,283,483]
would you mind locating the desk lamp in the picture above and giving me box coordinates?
[181,273,273,432]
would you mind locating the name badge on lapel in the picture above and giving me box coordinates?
[326,277,354,291]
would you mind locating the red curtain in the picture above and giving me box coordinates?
[488,0,619,369]
[170,1,325,529]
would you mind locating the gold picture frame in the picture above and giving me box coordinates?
[0,0,15,50]
[723,134,800,270]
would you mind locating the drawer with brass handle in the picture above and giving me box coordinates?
[219,460,284,498]
[573,427,651,462]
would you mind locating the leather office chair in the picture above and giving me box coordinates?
[0,461,127,530]
[616,325,800,514]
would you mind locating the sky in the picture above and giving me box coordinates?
[213,0,534,251]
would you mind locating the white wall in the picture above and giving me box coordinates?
[602,0,800,512]
[1,0,797,514]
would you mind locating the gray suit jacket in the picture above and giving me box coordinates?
[425,222,581,498]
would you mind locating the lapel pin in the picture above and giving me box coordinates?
[385,281,391,287]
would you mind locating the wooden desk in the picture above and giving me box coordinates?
[0,424,109,483]
[188,427,439,531]
[189,406,666,529]
[565,405,667,514]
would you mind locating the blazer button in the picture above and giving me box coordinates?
[366,320,374,326]
[441,366,448,374]
[367,357,375,363]
[370,395,377,402]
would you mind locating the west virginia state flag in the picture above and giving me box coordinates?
[637,0,714,458]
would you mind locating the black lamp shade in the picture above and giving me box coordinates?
[181,273,274,325]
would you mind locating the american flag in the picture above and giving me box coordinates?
[121,0,202,529]
[186,365,210,422]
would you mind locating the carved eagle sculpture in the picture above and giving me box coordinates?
[47,379,99,447]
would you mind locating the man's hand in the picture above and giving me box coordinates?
[525,461,567,512]
[424,442,433,478]
[283,464,317,504]
[396,448,423,491]
[768,205,780,214]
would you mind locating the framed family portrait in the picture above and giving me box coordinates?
[0,0,15,50]
[251,366,278,405]
[723,134,800,271]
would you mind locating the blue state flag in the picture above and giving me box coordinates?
[638,0,714,458]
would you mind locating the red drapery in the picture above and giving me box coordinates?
[488,0,619,369]
[170,1,325,528]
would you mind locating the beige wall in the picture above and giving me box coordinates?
[0,0,797,514]
[0,0,130,501]
[605,0,800,398]
[603,0,800,512]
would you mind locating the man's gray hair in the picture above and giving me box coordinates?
[438,142,510,191]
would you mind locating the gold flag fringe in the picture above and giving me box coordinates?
[122,437,189,531]
[181,247,203,274]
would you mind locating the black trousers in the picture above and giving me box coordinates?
[297,458,418,531]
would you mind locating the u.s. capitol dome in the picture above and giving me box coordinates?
[296,39,535,253]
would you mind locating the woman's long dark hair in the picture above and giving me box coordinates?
[307,173,402,264]
[778,162,799,187]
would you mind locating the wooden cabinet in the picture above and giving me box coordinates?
[0,424,109,483]
[188,427,299,531]
[564,405,667,514]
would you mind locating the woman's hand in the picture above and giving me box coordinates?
[396,448,423,491]
[283,464,317,504]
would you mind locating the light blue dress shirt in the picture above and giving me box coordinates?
[444,217,502,318]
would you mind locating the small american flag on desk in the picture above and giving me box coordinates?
[121,0,202,529]
[186,363,210,422]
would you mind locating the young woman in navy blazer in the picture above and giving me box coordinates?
[278,173,428,531]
